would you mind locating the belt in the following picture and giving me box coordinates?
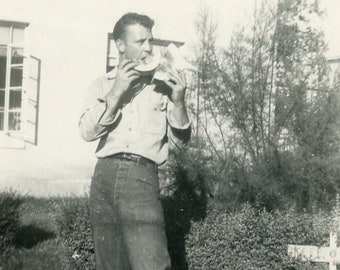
[113,153,157,168]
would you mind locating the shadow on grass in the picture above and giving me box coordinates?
[14,224,55,249]
[162,167,208,270]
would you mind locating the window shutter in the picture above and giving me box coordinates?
[24,55,40,145]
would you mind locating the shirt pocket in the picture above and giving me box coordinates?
[140,93,167,135]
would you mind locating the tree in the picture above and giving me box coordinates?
[191,0,340,210]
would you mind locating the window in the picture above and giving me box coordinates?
[0,21,28,132]
[0,20,40,148]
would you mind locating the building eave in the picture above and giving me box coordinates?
[0,19,30,28]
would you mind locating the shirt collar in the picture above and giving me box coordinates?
[106,66,117,80]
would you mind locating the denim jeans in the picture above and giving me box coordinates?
[90,156,172,270]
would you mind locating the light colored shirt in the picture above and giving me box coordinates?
[79,69,191,165]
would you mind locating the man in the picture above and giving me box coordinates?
[79,12,191,270]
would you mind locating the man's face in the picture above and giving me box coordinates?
[119,23,153,64]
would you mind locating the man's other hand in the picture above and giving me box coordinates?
[163,68,187,106]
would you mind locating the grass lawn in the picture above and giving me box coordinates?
[0,196,71,270]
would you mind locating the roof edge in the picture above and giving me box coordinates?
[0,20,30,28]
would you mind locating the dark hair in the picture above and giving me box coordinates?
[112,12,154,41]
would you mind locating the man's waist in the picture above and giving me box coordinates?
[95,141,168,165]
[109,153,157,169]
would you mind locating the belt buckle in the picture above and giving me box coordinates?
[122,153,140,164]
[119,153,155,169]
[121,153,130,160]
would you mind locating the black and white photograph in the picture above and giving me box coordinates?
[0,0,340,269]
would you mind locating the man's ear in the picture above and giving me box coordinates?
[115,39,125,54]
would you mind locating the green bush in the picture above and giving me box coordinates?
[52,192,334,270]
[0,191,24,253]
[1,239,70,270]
[55,197,95,270]
[185,204,333,270]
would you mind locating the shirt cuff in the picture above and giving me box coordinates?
[97,98,121,126]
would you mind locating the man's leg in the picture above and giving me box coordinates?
[118,162,172,270]
[90,158,131,270]
[122,222,171,270]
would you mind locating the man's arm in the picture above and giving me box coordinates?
[79,60,140,142]
[163,69,191,148]
[78,77,115,141]
[167,102,191,148]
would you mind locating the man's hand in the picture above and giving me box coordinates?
[104,59,140,116]
[163,68,190,129]
[163,68,187,106]
[112,59,140,96]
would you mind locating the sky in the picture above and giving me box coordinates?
[320,0,340,56]
[1,0,339,55]
[107,0,340,56]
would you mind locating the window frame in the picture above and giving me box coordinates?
[0,20,29,133]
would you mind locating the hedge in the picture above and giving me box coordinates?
[186,204,333,270]
[55,196,334,269]
[54,197,95,270]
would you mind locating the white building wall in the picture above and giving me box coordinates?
[0,0,338,196]
[0,1,117,196]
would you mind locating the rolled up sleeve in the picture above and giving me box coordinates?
[167,101,191,148]
[79,78,121,142]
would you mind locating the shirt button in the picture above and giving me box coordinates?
[126,145,129,149]
[128,127,132,131]
[154,107,157,111]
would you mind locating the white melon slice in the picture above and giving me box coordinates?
[153,43,195,81]
[134,43,195,80]
[134,51,161,74]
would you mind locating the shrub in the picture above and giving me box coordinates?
[53,193,334,270]
[1,239,70,270]
[185,204,333,270]
[54,197,94,270]
[0,191,24,253]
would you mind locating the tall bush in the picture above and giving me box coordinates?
[192,0,340,211]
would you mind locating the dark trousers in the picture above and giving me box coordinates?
[90,156,172,270]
